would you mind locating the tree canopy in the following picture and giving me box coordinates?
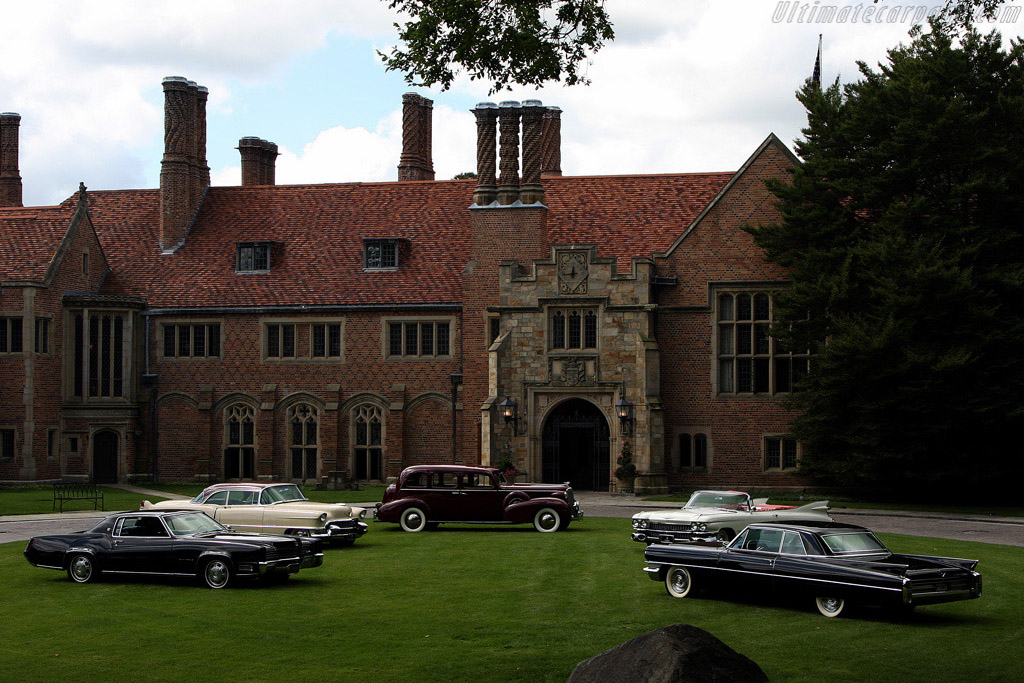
[747,24,1024,496]
[379,0,613,93]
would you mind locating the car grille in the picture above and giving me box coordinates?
[266,542,301,562]
[909,575,973,595]
[648,522,690,532]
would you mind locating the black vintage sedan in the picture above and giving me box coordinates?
[644,521,982,617]
[24,510,323,588]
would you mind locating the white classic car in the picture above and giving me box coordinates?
[142,482,368,545]
[631,490,831,544]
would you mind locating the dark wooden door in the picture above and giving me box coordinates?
[93,431,118,484]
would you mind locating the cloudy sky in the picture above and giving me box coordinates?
[2,0,1020,206]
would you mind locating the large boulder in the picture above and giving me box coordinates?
[567,623,768,683]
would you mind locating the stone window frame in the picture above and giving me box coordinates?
[351,404,385,481]
[47,428,58,460]
[712,288,809,397]
[382,316,454,361]
[675,431,711,472]
[485,313,501,347]
[547,306,600,352]
[0,313,24,356]
[763,434,801,473]
[261,317,346,363]
[363,239,401,271]
[236,242,272,274]
[287,403,320,482]
[224,403,257,479]
[0,427,16,461]
[82,250,89,277]
[64,309,132,404]
[65,434,82,456]
[34,315,53,357]
[158,319,225,361]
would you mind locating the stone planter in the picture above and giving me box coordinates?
[613,476,635,494]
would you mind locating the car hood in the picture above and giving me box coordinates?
[268,501,364,519]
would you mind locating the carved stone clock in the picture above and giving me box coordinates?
[558,252,589,295]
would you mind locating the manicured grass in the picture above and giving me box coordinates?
[3,519,1020,682]
[143,482,388,505]
[0,486,167,516]
[643,492,1024,517]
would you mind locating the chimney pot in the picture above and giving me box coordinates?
[473,103,499,206]
[497,102,522,205]
[160,76,208,251]
[541,106,562,178]
[520,101,545,205]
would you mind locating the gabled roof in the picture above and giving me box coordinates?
[77,171,733,308]
[0,204,75,283]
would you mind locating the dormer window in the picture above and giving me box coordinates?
[237,242,271,273]
[364,239,400,270]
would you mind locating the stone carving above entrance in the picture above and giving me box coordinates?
[549,356,598,386]
[557,251,589,295]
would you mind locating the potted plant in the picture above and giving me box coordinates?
[496,442,519,482]
[614,441,637,493]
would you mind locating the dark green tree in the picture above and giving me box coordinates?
[379,0,614,93]
[747,24,1024,496]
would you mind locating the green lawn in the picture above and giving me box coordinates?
[0,486,166,516]
[143,482,388,505]
[3,519,1021,682]
[643,492,1024,518]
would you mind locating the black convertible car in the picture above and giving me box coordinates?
[644,521,982,617]
[24,510,323,588]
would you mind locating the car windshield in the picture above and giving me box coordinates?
[260,484,307,504]
[189,492,205,503]
[821,531,889,554]
[685,492,749,509]
[164,512,228,537]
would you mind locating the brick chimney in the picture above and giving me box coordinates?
[541,106,562,178]
[160,76,209,252]
[472,102,498,206]
[398,93,435,181]
[519,100,545,205]
[0,113,23,207]
[238,137,279,186]
[497,101,522,206]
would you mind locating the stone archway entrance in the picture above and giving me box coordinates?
[93,430,119,484]
[541,398,610,491]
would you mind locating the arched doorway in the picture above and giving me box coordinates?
[93,430,119,484]
[541,398,610,491]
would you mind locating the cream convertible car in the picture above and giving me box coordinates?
[143,483,368,545]
[631,490,831,544]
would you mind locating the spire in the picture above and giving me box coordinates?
[811,34,822,90]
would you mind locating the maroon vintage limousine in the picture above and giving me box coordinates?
[375,465,583,532]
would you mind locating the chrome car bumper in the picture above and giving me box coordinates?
[571,501,583,520]
[236,556,304,577]
[310,520,369,541]
[631,530,719,544]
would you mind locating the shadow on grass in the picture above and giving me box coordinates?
[376,523,594,534]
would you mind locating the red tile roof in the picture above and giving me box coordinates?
[0,204,74,282]
[74,172,733,307]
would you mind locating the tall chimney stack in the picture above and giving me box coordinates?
[238,137,279,186]
[160,77,209,251]
[472,103,498,206]
[398,93,435,181]
[497,101,522,206]
[519,100,545,205]
[0,113,23,207]
[541,106,562,178]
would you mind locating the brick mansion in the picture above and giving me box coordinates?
[0,77,808,493]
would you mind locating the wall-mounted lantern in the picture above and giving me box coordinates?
[616,396,634,436]
[499,396,524,435]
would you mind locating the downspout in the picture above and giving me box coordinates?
[143,315,159,482]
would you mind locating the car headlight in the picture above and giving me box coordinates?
[690,522,707,531]
[319,513,328,524]
[640,519,648,529]
[358,509,366,519]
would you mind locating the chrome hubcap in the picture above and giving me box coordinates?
[406,512,421,527]
[822,598,840,612]
[671,571,688,593]
[207,562,228,587]
[71,557,91,581]
[540,513,556,529]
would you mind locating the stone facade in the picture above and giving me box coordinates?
[0,79,810,493]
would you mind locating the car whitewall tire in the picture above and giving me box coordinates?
[533,507,561,533]
[815,596,845,617]
[399,506,428,533]
[665,566,695,598]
